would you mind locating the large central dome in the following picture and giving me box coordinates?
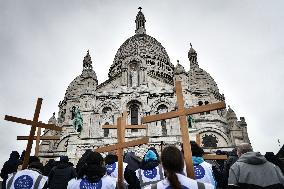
[108,9,174,85]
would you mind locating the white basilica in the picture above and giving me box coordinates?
[39,9,250,164]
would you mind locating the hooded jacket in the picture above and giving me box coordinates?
[124,152,141,189]
[1,151,22,189]
[47,161,77,189]
[228,152,284,189]
[192,156,216,187]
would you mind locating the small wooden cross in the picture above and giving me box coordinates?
[17,126,60,156]
[96,111,149,189]
[4,98,62,169]
[142,81,226,178]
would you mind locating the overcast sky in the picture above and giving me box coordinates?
[0,0,283,168]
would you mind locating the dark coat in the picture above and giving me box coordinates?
[47,161,77,189]
[43,159,56,176]
[1,151,21,189]
[124,152,142,189]
[125,149,160,189]
[265,152,284,176]
[223,150,238,187]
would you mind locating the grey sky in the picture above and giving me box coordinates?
[0,0,283,168]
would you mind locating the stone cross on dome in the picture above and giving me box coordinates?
[138,7,142,11]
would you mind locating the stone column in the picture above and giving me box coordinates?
[121,68,128,86]
[140,67,146,84]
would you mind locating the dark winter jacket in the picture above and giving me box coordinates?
[125,149,160,189]
[1,151,21,189]
[124,152,141,171]
[47,161,77,189]
[43,159,56,176]
[228,152,284,189]
[265,152,284,175]
[223,150,238,187]
[124,152,141,189]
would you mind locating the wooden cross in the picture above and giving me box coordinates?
[142,81,226,178]
[96,111,149,189]
[4,98,62,169]
[17,126,60,156]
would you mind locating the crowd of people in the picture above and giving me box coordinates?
[1,142,284,189]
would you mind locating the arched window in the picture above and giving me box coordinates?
[157,104,168,113]
[157,105,168,136]
[102,107,112,114]
[202,134,218,148]
[71,106,76,119]
[104,122,109,137]
[127,100,141,132]
[130,104,139,125]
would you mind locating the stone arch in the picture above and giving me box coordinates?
[128,60,140,87]
[55,135,71,152]
[127,100,142,131]
[96,100,119,113]
[197,127,231,147]
[103,122,110,137]
[102,107,112,114]
[121,56,147,86]
[121,55,147,69]
[150,99,174,112]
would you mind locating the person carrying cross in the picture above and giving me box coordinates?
[5,156,47,189]
[190,141,217,187]
[105,153,128,182]
[129,147,164,189]
[145,146,214,189]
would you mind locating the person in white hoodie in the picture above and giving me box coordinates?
[6,156,47,189]
[190,141,217,187]
[105,153,127,179]
[67,151,116,189]
[145,146,214,189]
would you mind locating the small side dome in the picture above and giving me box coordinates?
[226,106,237,120]
[48,112,57,124]
[65,51,98,99]
[188,44,220,94]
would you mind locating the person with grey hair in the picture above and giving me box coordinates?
[228,143,284,189]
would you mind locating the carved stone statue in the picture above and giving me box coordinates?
[73,108,83,132]
[187,115,194,128]
[129,63,138,87]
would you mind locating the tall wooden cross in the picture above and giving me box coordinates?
[17,125,60,156]
[96,111,149,189]
[142,81,226,178]
[4,98,62,169]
